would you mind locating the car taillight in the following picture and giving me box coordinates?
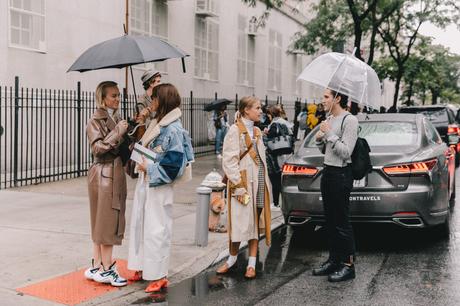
[382,159,437,176]
[448,124,459,135]
[282,164,318,177]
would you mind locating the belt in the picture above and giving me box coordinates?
[324,163,351,169]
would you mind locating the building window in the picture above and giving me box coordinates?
[292,54,303,95]
[268,29,282,91]
[9,0,46,52]
[237,15,255,87]
[194,17,219,80]
[130,0,168,72]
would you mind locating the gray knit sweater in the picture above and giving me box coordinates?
[316,111,358,167]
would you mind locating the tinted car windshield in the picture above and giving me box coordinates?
[304,122,418,147]
[400,108,448,123]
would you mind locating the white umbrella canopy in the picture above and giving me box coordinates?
[297,52,382,110]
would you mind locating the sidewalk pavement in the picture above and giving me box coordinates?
[0,155,284,306]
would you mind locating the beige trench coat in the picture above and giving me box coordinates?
[86,108,128,245]
[222,120,272,246]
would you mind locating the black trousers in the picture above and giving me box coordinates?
[320,164,355,263]
[269,171,282,206]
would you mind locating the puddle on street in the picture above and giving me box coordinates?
[129,225,316,305]
[130,211,460,305]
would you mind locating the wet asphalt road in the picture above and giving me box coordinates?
[130,190,460,306]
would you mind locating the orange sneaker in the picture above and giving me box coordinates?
[145,278,169,293]
[129,271,143,282]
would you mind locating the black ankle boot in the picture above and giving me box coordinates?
[312,260,340,276]
[328,264,355,282]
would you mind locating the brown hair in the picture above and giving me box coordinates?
[151,83,181,121]
[95,81,118,109]
[238,96,260,118]
[268,104,282,118]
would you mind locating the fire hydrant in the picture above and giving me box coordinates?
[195,169,226,247]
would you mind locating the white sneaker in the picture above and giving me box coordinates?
[270,203,281,211]
[84,259,100,280]
[217,154,223,159]
[93,262,127,287]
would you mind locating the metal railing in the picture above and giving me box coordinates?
[0,77,299,189]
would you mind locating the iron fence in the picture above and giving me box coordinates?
[0,77,299,189]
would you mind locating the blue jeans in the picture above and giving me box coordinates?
[215,127,227,154]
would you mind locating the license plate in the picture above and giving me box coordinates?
[353,177,367,188]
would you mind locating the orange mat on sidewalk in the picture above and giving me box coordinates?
[16,259,136,306]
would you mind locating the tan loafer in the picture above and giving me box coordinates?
[216,263,231,274]
[244,267,256,279]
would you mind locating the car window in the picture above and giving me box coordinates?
[424,119,442,144]
[446,108,455,123]
[304,122,418,147]
[400,108,448,124]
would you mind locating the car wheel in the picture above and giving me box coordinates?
[436,206,452,239]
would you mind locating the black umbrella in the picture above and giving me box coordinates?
[204,99,233,112]
[68,34,189,116]
[67,35,189,72]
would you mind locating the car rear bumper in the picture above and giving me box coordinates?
[282,185,449,228]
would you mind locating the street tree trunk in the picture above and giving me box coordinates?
[431,89,439,105]
[406,80,414,105]
[392,68,404,109]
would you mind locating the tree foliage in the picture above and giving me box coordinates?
[376,0,459,107]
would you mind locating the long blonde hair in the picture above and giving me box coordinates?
[95,81,118,109]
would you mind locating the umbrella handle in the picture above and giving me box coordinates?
[181,57,186,73]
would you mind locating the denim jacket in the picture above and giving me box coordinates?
[146,120,194,187]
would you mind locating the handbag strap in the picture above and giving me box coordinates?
[239,142,253,160]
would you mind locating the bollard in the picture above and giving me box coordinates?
[195,186,212,247]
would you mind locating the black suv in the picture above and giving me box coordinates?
[399,105,460,166]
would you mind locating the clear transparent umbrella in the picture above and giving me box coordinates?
[297,51,382,110]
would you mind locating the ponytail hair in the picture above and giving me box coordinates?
[238,96,261,118]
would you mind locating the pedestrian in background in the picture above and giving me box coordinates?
[136,70,162,126]
[256,105,271,131]
[297,106,308,140]
[306,103,319,136]
[85,81,129,287]
[316,103,326,124]
[265,104,294,209]
[128,83,194,293]
[313,88,358,282]
[217,96,272,279]
[213,104,229,159]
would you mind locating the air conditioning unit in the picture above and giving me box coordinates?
[247,18,257,36]
[195,0,218,18]
[291,49,305,55]
[38,40,46,53]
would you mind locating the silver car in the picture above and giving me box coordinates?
[282,113,455,234]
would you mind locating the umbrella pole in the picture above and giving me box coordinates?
[129,66,138,105]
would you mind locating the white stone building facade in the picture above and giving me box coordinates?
[0,0,320,103]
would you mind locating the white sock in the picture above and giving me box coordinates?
[248,256,256,269]
[226,255,237,268]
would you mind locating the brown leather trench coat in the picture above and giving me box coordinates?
[86,108,128,245]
